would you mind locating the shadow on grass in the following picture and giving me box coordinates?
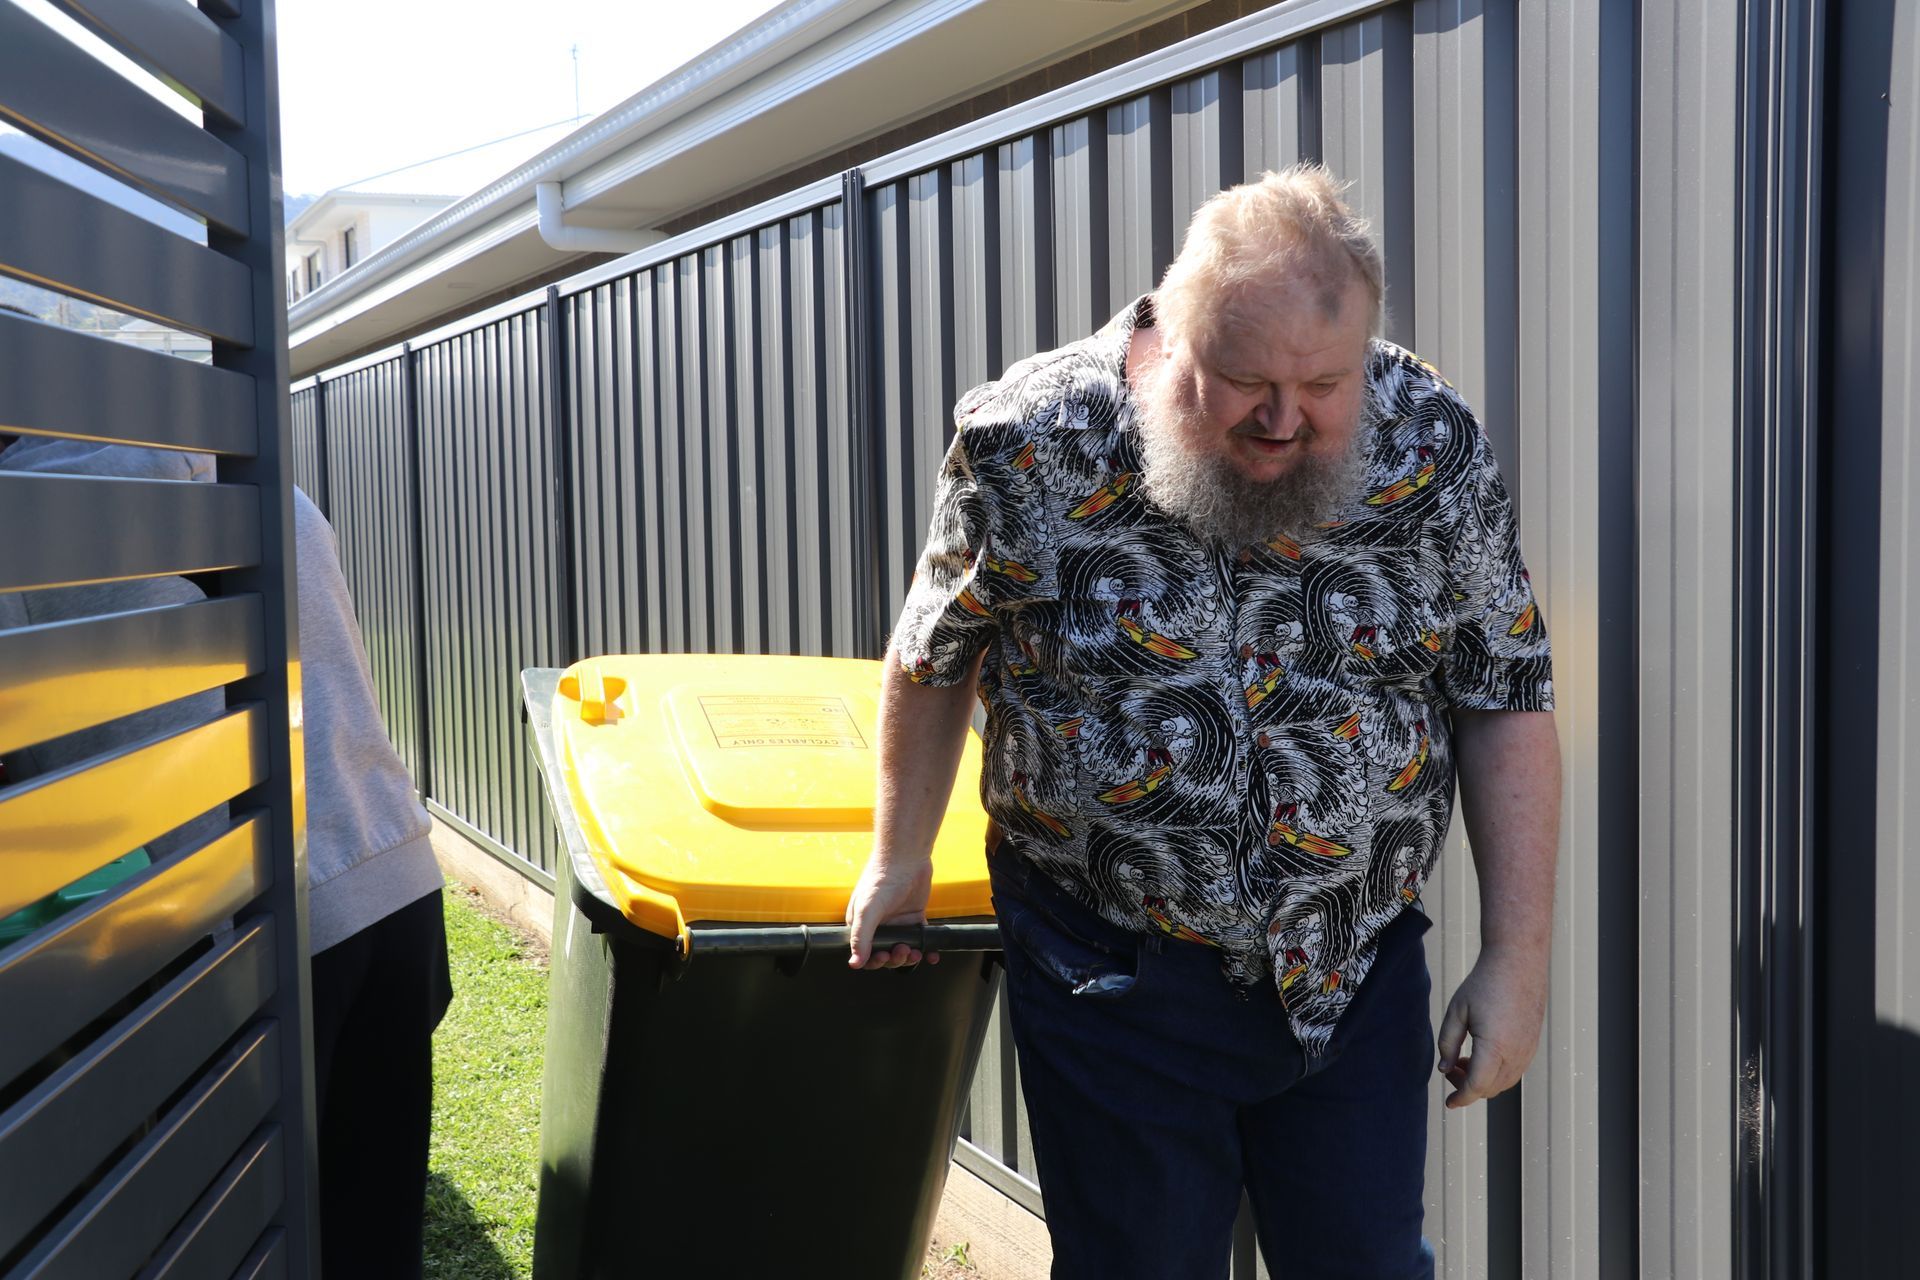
[424,1171,520,1280]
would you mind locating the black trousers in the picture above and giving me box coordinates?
[309,888,453,1279]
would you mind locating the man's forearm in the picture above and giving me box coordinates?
[1452,709,1561,953]
[872,647,984,866]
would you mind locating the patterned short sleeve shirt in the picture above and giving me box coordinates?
[893,297,1553,1055]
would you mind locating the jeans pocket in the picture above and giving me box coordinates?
[1316,910,1434,1070]
[998,893,1144,1000]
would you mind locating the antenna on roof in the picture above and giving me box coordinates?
[571,43,582,121]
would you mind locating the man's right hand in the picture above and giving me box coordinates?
[849,646,984,971]
[846,853,936,969]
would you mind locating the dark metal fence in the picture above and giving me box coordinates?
[291,0,1909,1273]
[1,0,316,1276]
[415,310,568,879]
[322,360,427,784]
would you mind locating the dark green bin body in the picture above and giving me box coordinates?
[523,669,999,1280]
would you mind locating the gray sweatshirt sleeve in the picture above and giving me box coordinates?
[293,488,440,952]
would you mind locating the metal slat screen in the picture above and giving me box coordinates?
[0,0,316,1277]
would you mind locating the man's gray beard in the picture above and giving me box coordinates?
[1132,373,1379,549]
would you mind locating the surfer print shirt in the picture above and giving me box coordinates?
[891,297,1554,1056]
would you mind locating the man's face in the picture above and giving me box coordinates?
[1133,273,1375,546]
[1178,276,1373,484]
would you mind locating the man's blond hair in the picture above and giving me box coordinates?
[1155,164,1385,346]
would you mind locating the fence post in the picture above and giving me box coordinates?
[401,342,434,798]
[311,373,331,517]
[1733,0,1827,1272]
[840,166,885,658]
[543,284,579,667]
[204,0,320,1268]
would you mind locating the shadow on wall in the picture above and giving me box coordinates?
[424,1172,518,1280]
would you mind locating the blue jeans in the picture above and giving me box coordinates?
[990,847,1437,1280]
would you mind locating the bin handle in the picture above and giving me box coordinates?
[678,919,999,960]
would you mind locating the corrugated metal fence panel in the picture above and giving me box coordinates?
[997,135,1053,367]
[289,385,325,515]
[1514,1,1601,1275]
[566,272,643,661]
[1049,115,1105,343]
[1320,7,1415,348]
[1171,67,1243,238]
[0,0,316,1274]
[871,177,916,632]
[1407,3,1501,1271]
[675,254,715,654]
[320,361,424,783]
[1637,0,1739,1275]
[1512,0,1640,1275]
[650,261,690,655]
[726,233,764,655]
[1105,91,1172,313]
[754,224,795,654]
[415,309,561,877]
[567,202,857,662]
[1242,40,1318,175]
[700,244,737,653]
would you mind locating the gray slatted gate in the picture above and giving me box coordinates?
[0,1,315,1277]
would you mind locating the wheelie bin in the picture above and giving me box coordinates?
[521,655,1000,1280]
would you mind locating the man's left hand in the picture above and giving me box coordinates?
[1435,941,1548,1109]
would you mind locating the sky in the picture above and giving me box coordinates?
[274,0,790,197]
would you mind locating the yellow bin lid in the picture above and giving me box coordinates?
[550,654,992,945]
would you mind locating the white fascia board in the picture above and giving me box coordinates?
[559,0,987,208]
[288,204,541,354]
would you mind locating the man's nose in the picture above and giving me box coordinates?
[1253,389,1303,440]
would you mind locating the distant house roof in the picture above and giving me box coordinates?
[286,190,457,246]
[112,315,212,359]
[287,119,584,247]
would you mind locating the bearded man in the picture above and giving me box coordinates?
[847,165,1560,1279]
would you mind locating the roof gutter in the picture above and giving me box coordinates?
[286,0,901,336]
[534,181,663,254]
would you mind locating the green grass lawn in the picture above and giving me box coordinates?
[425,884,549,1280]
